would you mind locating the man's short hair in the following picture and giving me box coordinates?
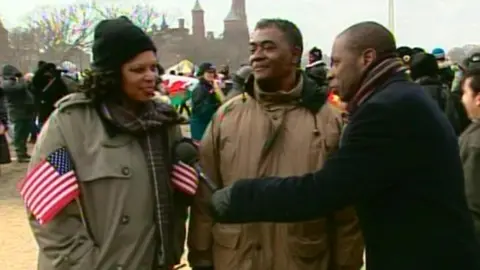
[255,18,304,58]
[462,68,480,94]
[340,21,396,57]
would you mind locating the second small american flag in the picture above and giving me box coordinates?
[171,161,198,195]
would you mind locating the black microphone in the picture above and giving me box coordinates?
[174,140,219,192]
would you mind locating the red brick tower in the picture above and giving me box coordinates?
[223,0,248,41]
[191,0,205,39]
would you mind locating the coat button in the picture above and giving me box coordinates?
[255,243,262,250]
[121,166,130,176]
[120,215,130,224]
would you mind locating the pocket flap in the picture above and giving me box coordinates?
[289,238,327,258]
[77,158,132,182]
[55,235,97,267]
[212,224,241,249]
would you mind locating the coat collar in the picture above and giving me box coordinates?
[243,71,327,114]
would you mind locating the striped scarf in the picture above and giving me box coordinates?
[101,100,183,268]
[347,57,407,113]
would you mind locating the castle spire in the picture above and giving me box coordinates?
[160,14,168,30]
[224,0,246,21]
[192,0,203,12]
[191,0,205,39]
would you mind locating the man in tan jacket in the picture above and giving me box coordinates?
[188,18,364,270]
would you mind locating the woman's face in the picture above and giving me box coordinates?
[203,70,216,82]
[121,51,158,102]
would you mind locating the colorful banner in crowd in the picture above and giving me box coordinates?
[161,74,197,106]
[161,74,225,106]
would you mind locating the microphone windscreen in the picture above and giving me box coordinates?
[174,140,198,165]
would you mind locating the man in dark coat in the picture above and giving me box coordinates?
[459,68,480,247]
[31,62,70,127]
[305,47,329,89]
[210,21,480,270]
[2,64,34,162]
[410,52,448,111]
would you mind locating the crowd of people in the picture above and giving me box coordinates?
[1,14,480,270]
[0,60,80,165]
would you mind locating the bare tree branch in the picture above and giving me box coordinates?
[96,4,165,32]
[25,3,98,54]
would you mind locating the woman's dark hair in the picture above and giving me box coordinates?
[79,68,122,102]
[80,64,164,102]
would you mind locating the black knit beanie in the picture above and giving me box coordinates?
[196,62,215,77]
[409,53,439,80]
[92,16,156,71]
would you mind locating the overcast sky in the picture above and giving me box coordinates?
[0,0,478,54]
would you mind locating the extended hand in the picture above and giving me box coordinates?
[210,186,233,221]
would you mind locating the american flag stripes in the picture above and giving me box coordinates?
[18,147,79,225]
[171,161,198,196]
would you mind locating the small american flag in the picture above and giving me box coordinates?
[171,161,198,196]
[18,147,79,225]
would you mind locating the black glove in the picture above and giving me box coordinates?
[210,186,233,221]
[192,267,214,270]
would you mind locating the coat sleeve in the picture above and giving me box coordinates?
[324,106,365,269]
[27,112,98,269]
[188,116,222,267]
[215,102,401,223]
[170,125,190,264]
[462,146,480,228]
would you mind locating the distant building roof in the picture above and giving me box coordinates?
[224,9,241,21]
[192,0,203,11]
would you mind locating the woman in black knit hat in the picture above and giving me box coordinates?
[25,16,190,270]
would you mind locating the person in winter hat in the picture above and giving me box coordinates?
[59,61,80,92]
[432,47,455,86]
[190,62,223,140]
[412,47,425,54]
[410,53,448,111]
[1,64,34,162]
[308,46,323,63]
[31,61,70,127]
[396,46,413,65]
[26,16,188,270]
[305,46,328,88]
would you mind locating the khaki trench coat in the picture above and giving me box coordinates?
[188,76,364,270]
[26,93,188,270]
